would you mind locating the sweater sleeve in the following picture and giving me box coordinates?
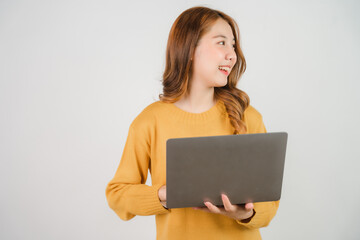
[105,119,169,221]
[236,106,280,229]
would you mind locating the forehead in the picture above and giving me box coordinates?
[204,18,235,41]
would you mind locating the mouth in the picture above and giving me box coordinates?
[218,66,231,76]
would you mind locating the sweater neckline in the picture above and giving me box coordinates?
[167,100,225,122]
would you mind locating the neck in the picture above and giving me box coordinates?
[174,81,217,114]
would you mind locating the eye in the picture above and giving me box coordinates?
[219,41,236,49]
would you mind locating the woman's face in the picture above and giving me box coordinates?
[191,18,237,88]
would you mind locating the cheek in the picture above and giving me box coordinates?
[197,45,221,61]
[193,46,224,75]
[208,47,223,59]
[194,52,213,71]
[202,50,222,72]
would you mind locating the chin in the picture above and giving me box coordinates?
[214,79,228,87]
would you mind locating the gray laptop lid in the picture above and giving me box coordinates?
[165,132,288,209]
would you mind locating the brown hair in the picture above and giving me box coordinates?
[159,6,249,134]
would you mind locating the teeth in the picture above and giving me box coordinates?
[218,66,230,72]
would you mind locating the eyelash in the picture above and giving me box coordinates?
[219,41,236,48]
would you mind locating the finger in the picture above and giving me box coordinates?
[204,202,222,214]
[245,202,254,211]
[221,194,236,212]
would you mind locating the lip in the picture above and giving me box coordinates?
[218,65,232,76]
[219,68,230,76]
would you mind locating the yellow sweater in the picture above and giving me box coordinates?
[106,100,279,240]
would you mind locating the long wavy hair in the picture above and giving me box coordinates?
[159,6,250,134]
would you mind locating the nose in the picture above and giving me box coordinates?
[226,47,236,62]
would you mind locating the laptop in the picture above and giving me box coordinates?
[165,132,288,209]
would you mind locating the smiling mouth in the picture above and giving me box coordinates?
[218,66,230,75]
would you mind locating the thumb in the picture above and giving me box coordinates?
[245,203,254,211]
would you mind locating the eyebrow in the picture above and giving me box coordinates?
[212,34,235,41]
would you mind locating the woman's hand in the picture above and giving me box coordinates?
[193,194,254,221]
[158,185,167,207]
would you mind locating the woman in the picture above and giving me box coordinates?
[106,6,279,239]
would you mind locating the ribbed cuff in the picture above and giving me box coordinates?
[138,184,170,216]
[235,208,258,227]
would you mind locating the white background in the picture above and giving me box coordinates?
[1,0,359,239]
